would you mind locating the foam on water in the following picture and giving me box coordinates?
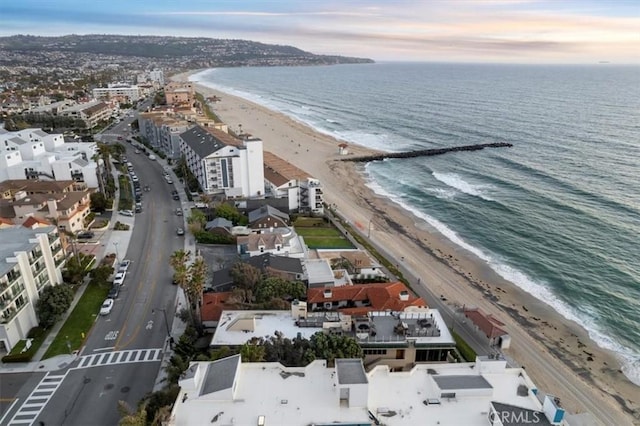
[432,172,495,201]
[366,169,640,385]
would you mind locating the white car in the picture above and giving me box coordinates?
[100,298,115,315]
[113,271,126,286]
[119,210,134,217]
[118,259,131,272]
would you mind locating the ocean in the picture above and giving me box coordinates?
[190,62,640,385]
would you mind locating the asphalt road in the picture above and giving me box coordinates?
[33,109,186,426]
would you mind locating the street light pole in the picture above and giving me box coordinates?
[153,308,171,337]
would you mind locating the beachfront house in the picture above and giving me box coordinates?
[179,125,264,198]
[263,151,324,215]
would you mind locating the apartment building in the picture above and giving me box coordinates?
[263,151,324,214]
[138,111,191,159]
[179,125,264,198]
[0,128,104,188]
[0,180,93,234]
[92,83,141,102]
[0,226,66,352]
[58,100,112,128]
[164,81,194,107]
[170,355,570,426]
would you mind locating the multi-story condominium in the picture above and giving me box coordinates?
[179,125,264,198]
[92,83,141,103]
[58,100,112,129]
[210,302,456,371]
[164,81,195,107]
[170,355,570,426]
[0,128,104,189]
[0,225,66,352]
[0,183,93,234]
[138,111,191,159]
[137,69,165,86]
[263,151,324,214]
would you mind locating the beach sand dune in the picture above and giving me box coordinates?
[174,71,638,425]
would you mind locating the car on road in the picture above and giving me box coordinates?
[165,178,173,184]
[176,208,183,216]
[176,228,185,236]
[118,259,131,272]
[100,298,115,315]
[135,149,141,154]
[77,231,95,239]
[119,210,134,217]
[173,194,180,200]
[144,185,150,192]
[113,271,126,286]
[108,285,120,299]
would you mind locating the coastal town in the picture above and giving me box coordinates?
[0,36,637,426]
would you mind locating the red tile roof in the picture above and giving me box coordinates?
[22,216,51,228]
[307,282,426,313]
[201,292,234,322]
[463,308,507,339]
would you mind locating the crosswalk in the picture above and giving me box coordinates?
[74,348,163,369]
[6,373,67,425]
[4,349,163,425]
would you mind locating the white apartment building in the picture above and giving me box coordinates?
[92,83,141,102]
[179,125,264,198]
[170,354,571,426]
[263,151,324,214]
[0,225,66,352]
[0,128,104,189]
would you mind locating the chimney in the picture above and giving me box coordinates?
[47,198,59,219]
[324,288,332,299]
[399,290,410,302]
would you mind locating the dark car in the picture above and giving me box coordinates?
[108,285,120,299]
[173,194,180,200]
[77,231,95,239]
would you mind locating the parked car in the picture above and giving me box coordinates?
[118,259,131,272]
[176,228,185,236]
[108,285,120,299]
[100,298,115,315]
[176,208,183,216]
[165,178,173,184]
[173,194,180,200]
[135,203,142,213]
[113,271,127,286]
[77,231,95,239]
[119,210,134,217]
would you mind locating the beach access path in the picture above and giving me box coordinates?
[174,71,638,426]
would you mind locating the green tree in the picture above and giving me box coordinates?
[240,340,266,362]
[187,209,207,233]
[309,332,364,367]
[215,203,248,226]
[255,277,306,304]
[90,192,108,212]
[89,265,114,285]
[230,262,261,303]
[36,285,74,329]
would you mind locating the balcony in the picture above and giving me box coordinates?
[7,271,21,285]
[32,262,46,276]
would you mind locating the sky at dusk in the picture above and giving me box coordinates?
[1,0,639,63]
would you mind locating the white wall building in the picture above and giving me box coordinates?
[0,128,104,189]
[92,83,141,102]
[179,125,264,198]
[263,151,324,214]
[138,111,191,159]
[169,354,570,426]
[0,226,66,352]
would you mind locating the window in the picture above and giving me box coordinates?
[363,349,386,355]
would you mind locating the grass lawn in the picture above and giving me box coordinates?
[293,217,326,227]
[295,227,344,237]
[42,281,111,359]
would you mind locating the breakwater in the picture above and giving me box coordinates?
[342,142,513,162]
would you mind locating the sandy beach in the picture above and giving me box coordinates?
[173,71,638,425]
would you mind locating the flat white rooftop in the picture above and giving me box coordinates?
[170,355,560,426]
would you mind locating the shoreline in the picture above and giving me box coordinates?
[172,70,639,424]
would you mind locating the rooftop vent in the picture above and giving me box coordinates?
[323,289,332,299]
[399,290,410,301]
